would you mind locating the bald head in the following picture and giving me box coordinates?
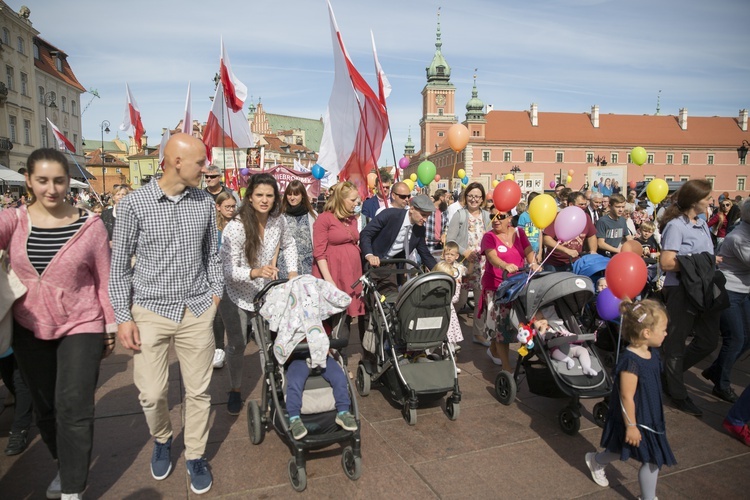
[163,133,205,170]
[161,133,208,191]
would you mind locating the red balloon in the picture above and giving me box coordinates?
[493,179,522,212]
[628,180,636,189]
[605,252,648,299]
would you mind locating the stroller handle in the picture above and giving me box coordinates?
[253,278,289,306]
[352,258,423,289]
[502,264,531,281]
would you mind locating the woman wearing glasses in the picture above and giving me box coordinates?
[210,191,237,370]
[481,207,540,370]
[446,182,491,346]
[708,199,733,249]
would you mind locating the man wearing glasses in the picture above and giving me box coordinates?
[203,165,240,205]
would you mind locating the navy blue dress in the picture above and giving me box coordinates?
[600,348,676,467]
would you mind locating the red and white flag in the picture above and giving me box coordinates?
[371,30,392,107]
[203,83,254,154]
[181,82,192,135]
[318,1,389,200]
[220,39,247,113]
[46,118,75,153]
[119,83,145,149]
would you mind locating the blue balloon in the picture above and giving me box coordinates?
[417,179,424,188]
[461,176,469,185]
[311,164,325,180]
[596,288,621,321]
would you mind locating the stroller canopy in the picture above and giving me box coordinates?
[514,272,594,321]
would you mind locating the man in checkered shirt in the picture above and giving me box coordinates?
[109,133,222,494]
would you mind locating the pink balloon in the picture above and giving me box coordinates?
[553,206,587,242]
[549,180,556,189]
[398,156,410,169]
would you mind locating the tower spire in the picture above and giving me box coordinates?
[435,7,442,52]
[656,89,662,116]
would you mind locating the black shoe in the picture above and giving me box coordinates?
[227,391,242,416]
[672,396,703,417]
[4,429,28,456]
[712,386,739,403]
[701,367,716,384]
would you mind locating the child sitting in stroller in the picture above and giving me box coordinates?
[533,305,599,377]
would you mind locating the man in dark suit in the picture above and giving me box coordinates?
[360,194,438,271]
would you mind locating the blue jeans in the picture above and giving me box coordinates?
[706,290,750,391]
[727,384,750,426]
[286,356,350,417]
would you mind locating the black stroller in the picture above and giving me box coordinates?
[355,259,461,425]
[493,270,612,435]
[247,279,361,492]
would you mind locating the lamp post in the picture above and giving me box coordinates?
[42,92,57,147]
[738,140,749,163]
[594,155,608,167]
[101,120,110,195]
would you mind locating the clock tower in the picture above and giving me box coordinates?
[420,9,456,156]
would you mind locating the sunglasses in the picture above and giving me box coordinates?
[204,175,220,179]
[492,213,511,221]
[721,203,732,208]
[393,192,411,200]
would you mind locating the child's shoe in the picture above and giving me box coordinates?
[289,417,308,440]
[585,452,609,487]
[335,411,358,431]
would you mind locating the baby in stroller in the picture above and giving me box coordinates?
[533,305,599,377]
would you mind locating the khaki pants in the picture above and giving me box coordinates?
[132,304,216,460]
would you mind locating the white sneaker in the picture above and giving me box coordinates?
[46,471,61,499]
[212,348,225,369]
[585,452,609,487]
[61,494,83,500]
[486,348,503,366]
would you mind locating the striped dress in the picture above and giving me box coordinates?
[27,210,88,274]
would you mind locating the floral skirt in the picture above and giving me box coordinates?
[482,290,515,344]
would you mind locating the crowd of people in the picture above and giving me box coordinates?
[0,138,749,499]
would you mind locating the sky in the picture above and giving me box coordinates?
[16,0,750,165]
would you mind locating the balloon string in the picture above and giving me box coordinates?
[450,151,458,192]
[525,240,558,287]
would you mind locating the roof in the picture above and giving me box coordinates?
[265,114,324,152]
[85,149,129,167]
[483,110,750,148]
[83,140,125,154]
[261,135,316,157]
[33,36,85,92]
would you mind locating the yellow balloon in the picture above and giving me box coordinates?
[403,178,415,191]
[410,173,417,182]
[491,179,500,188]
[527,194,558,229]
[457,169,466,179]
[504,174,514,181]
[646,179,669,204]
[566,175,573,184]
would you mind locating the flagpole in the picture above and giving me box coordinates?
[383,106,399,183]
[64,149,103,206]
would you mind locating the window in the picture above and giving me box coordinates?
[20,72,27,95]
[38,86,44,103]
[71,100,77,116]
[627,153,631,163]
[482,150,490,162]
[102,167,107,174]
[525,151,533,162]
[707,154,714,165]
[133,176,139,185]
[438,108,444,116]
[2,28,9,45]
[705,176,715,188]
[23,119,31,145]
[647,154,654,164]
[611,153,618,164]
[586,152,594,163]
[682,154,689,165]
[666,154,673,164]
[504,151,511,162]
[680,176,689,182]
[61,96,67,112]
[738,177,746,191]
[6,66,14,91]
[115,168,122,173]
[9,116,17,143]
[665,176,674,182]
[556,152,564,163]
[437,131,444,137]
[41,125,48,147]
[55,57,62,72]
[16,36,24,54]
[73,134,77,148]
[644,175,655,182]
[33,43,39,59]
[472,130,479,137]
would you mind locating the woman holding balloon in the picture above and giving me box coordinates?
[658,179,721,417]
[542,192,598,272]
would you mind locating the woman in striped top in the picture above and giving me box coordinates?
[0,148,116,499]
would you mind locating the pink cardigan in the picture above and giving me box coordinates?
[0,206,116,340]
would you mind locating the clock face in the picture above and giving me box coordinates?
[435,94,446,106]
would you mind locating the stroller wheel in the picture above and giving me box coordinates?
[446,400,460,421]
[402,401,417,426]
[356,363,371,397]
[288,458,307,492]
[558,407,581,436]
[341,446,362,480]
[247,400,265,445]
[593,401,608,428]
[494,371,517,406]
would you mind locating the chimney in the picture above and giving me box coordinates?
[141,134,148,149]
[486,104,494,112]
[678,108,688,130]
[740,109,748,132]
[530,103,538,127]
[591,105,600,128]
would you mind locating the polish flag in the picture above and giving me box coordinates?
[220,39,247,113]
[203,84,254,152]
[318,1,389,200]
[119,83,145,150]
[370,30,392,107]
[181,82,192,135]
[46,118,75,152]
[159,128,170,168]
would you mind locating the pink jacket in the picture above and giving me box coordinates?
[0,206,116,340]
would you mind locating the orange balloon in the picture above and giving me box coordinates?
[367,172,377,188]
[622,240,644,255]
[447,123,470,152]
[568,169,575,176]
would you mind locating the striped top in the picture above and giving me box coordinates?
[27,210,88,274]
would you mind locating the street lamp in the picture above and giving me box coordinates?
[594,155,608,167]
[510,165,521,175]
[101,120,110,195]
[738,140,749,163]
[43,92,57,147]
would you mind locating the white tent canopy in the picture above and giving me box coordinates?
[69,179,88,189]
[0,164,26,186]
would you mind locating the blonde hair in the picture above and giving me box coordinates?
[432,260,457,278]
[619,298,666,346]
[323,182,357,219]
[639,220,655,233]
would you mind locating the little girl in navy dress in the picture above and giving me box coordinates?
[585,298,676,500]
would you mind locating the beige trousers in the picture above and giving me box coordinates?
[132,304,216,460]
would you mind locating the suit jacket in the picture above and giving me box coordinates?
[360,208,437,270]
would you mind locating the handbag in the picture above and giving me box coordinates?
[0,249,28,353]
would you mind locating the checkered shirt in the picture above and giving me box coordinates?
[425,210,447,251]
